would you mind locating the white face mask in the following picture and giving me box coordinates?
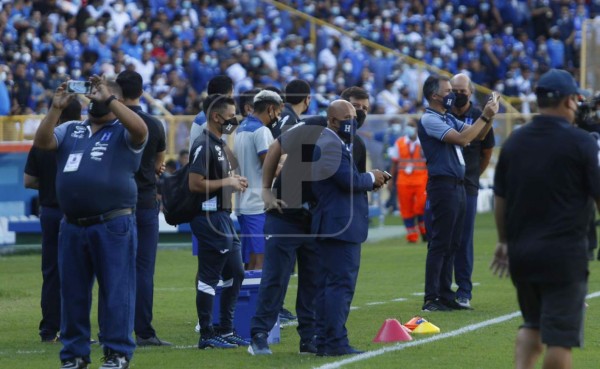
[57,66,67,75]
[0,72,6,81]
[114,3,124,12]
[342,62,352,73]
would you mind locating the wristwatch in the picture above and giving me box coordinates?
[481,115,492,124]
[104,95,117,107]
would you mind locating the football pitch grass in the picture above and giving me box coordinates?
[2,212,600,369]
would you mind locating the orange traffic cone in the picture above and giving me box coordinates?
[373,319,413,342]
[404,316,427,331]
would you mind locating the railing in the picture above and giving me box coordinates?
[1,112,534,159]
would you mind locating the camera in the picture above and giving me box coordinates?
[576,95,600,133]
[66,81,91,94]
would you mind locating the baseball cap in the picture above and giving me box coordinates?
[535,69,580,98]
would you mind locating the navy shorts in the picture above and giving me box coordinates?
[237,213,266,263]
[513,278,587,348]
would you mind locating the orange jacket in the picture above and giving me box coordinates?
[393,136,428,186]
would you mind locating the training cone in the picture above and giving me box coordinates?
[404,316,427,331]
[412,321,441,334]
[373,319,413,342]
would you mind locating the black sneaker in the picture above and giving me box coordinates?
[422,299,452,312]
[220,331,250,346]
[60,357,87,369]
[441,298,473,311]
[100,350,129,369]
[136,335,173,346]
[299,337,317,354]
[198,335,237,349]
[247,333,272,355]
[317,346,364,357]
[279,308,297,323]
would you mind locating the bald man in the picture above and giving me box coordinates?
[450,74,495,309]
[311,100,389,356]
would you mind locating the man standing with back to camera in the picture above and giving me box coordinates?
[115,70,171,346]
[418,75,498,312]
[449,73,495,310]
[34,76,148,369]
[492,69,600,369]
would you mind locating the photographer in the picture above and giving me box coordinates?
[575,94,600,260]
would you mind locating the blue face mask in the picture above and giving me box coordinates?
[337,118,358,140]
[442,92,456,110]
[404,126,416,137]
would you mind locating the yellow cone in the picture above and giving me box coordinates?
[412,321,440,334]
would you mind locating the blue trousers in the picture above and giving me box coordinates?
[250,213,319,341]
[424,180,465,303]
[134,206,159,339]
[454,194,478,300]
[59,215,137,362]
[39,206,63,340]
[315,239,360,352]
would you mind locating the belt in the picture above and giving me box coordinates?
[429,176,464,185]
[66,208,133,227]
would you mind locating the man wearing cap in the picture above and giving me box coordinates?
[234,90,281,270]
[492,69,600,369]
[418,75,498,312]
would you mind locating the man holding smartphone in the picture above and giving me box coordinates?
[34,76,148,369]
[418,75,498,312]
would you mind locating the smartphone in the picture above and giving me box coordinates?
[492,91,500,103]
[66,81,91,94]
[383,170,392,182]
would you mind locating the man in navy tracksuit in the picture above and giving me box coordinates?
[34,76,148,369]
[116,71,170,346]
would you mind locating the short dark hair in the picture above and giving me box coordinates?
[422,75,450,102]
[284,79,311,105]
[106,80,123,99]
[239,88,261,114]
[59,99,82,123]
[340,86,369,102]
[536,94,567,109]
[202,94,236,119]
[207,75,234,95]
[116,70,143,99]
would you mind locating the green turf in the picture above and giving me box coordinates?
[1,213,600,368]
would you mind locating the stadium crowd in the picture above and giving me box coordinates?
[0,0,597,117]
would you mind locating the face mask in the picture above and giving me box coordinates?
[57,66,67,75]
[269,110,280,127]
[342,62,352,73]
[220,116,239,135]
[337,118,358,140]
[88,100,112,118]
[442,92,456,110]
[356,109,366,128]
[404,126,416,137]
[183,20,191,28]
[454,93,469,108]
[0,72,6,81]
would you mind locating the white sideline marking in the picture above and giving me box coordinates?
[411,292,425,296]
[391,298,407,302]
[366,302,385,306]
[313,290,600,369]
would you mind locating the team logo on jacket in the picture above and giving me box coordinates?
[71,125,86,138]
[90,142,108,161]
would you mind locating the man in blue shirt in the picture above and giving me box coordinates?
[418,75,498,312]
[34,76,148,369]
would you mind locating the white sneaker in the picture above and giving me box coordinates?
[456,297,472,309]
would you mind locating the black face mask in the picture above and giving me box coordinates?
[454,93,470,108]
[88,100,111,118]
[356,109,367,128]
[220,116,239,135]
